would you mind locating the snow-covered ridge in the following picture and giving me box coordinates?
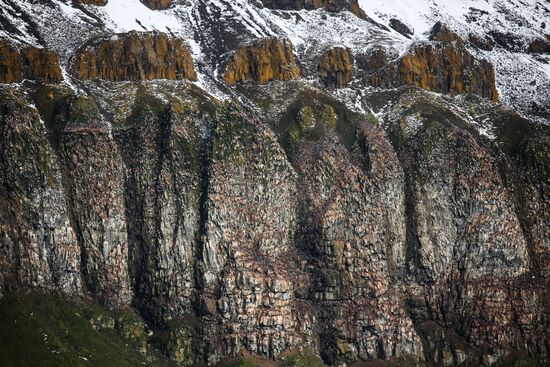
[0,0,548,122]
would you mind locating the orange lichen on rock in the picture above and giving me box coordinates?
[21,47,63,83]
[366,44,498,101]
[318,47,352,88]
[223,37,300,85]
[70,31,196,81]
[0,39,22,83]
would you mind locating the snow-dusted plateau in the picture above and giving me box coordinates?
[0,0,549,366]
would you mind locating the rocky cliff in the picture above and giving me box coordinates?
[223,37,301,85]
[364,43,499,101]
[0,1,549,366]
[317,47,352,88]
[70,31,196,81]
[0,40,62,83]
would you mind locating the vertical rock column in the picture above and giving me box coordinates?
[54,96,131,307]
[114,93,202,323]
[199,103,309,359]
[293,122,421,365]
[0,90,81,297]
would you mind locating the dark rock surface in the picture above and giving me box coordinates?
[260,0,367,19]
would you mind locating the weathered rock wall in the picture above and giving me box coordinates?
[0,40,63,83]
[317,47,352,88]
[365,43,498,101]
[260,0,367,19]
[223,37,301,85]
[0,82,548,366]
[70,31,196,81]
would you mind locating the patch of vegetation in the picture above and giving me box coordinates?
[280,350,324,367]
[297,106,315,130]
[493,352,544,367]
[0,292,172,367]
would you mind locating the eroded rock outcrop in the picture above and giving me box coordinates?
[261,0,367,19]
[0,40,21,83]
[70,31,196,81]
[0,41,63,84]
[317,47,352,88]
[390,18,413,38]
[365,43,499,101]
[223,37,300,85]
[429,22,464,44]
[21,47,63,83]
[140,0,172,10]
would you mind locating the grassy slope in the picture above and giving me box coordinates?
[0,292,170,367]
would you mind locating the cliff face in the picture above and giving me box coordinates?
[0,1,549,366]
[223,37,301,85]
[0,41,62,84]
[21,47,63,83]
[0,40,21,83]
[70,31,196,81]
[2,74,548,366]
[364,43,499,101]
[317,47,352,88]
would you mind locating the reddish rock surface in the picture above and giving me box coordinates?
[365,44,498,101]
